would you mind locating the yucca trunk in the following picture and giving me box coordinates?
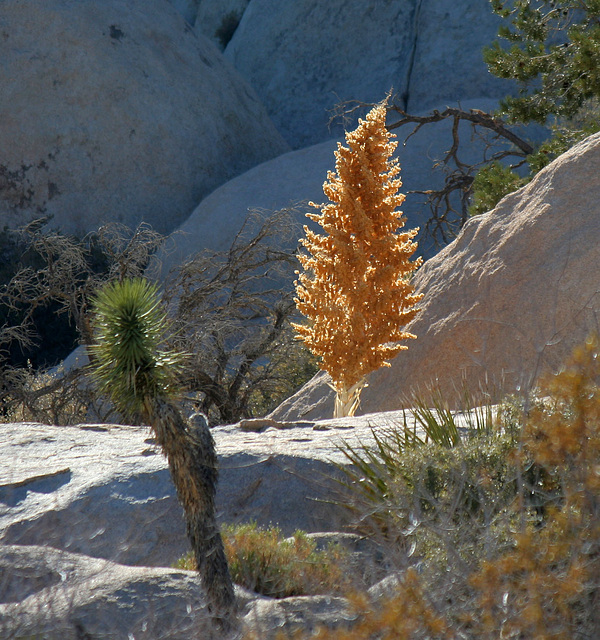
[333,378,367,418]
[149,398,235,623]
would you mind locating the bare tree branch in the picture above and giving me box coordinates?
[386,105,534,155]
[163,208,316,424]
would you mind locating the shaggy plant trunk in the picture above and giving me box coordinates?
[149,398,235,624]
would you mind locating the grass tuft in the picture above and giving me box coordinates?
[176,522,352,599]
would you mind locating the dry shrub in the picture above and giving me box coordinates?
[467,334,600,638]
[0,365,112,426]
[292,336,600,638]
[177,522,351,599]
[294,100,422,418]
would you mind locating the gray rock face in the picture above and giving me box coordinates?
[407,0,510,110]
[270,133,600,421]
[0,544,370,639]
[157,139,336,275]
[0,545,217,640]
[0,417,417,638]
[0,414,418,567]
[224,0,507,147]
[243,594,356,638]
[168,0,200,25]
[0,423,187,567]
[0,0,289,237]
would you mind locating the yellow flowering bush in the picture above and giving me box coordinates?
[294,101,422,417]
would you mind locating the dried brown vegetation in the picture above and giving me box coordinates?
[294,101,422,418]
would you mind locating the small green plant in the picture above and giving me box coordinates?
[468,161,529,217]
[334,389,505,543]
[177,522,351,599]
[90,277,235,626]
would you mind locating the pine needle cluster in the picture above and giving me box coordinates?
[294,101,422,417]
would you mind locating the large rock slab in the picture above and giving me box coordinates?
[0,545,218,640]
[224,0,507,147]
[0,544,361,639]
[0,413,418,567]
[159,99,502,273]
[0,0,288,237]
[271,133,600,420]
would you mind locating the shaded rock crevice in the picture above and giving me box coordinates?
[399,0,423,111]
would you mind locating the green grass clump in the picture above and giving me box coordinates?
[176,522,351,599]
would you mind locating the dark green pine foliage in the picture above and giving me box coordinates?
[469,161,530,217]
[485,0,600,125]
[469,0,600,215]
[90,278,236,629]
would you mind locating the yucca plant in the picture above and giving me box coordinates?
[89,278,235,628]
[334,390,504,543]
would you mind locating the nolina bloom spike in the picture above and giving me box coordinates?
[293,100,423,418]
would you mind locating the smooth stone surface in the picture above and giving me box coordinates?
[224,0,507,147]
[0,545,218,640]
[0,0,288,237]
[0,413,424,567]
[168,0,200,25]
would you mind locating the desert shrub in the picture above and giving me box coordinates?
[294,100,422,418]
[0,365,111,426]
[337,416,521,572]
[245,337,319,418]
[0,223,79,369]
[0,219,164,370]
[292,336,600,638]
[176,522,351,599]
[466,335,600,638]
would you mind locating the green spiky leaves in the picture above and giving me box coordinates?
[89,278,182,421]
